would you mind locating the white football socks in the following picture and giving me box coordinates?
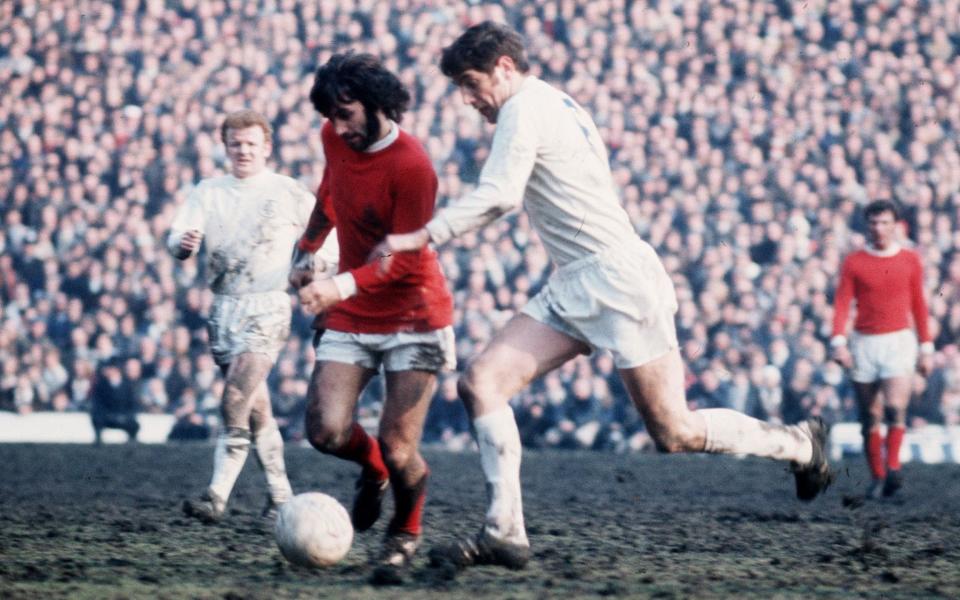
[701,408,813,464]
[473,405,528,547]
[208,426,251,506]
[254,420,293,505]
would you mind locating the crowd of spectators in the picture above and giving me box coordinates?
[2,0,960,451]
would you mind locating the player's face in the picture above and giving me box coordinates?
[329,101,380,151]
[456,65,514,124]
[867,210,897,249]
[225,126,271,179]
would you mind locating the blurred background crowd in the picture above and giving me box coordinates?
[2,0,960,450]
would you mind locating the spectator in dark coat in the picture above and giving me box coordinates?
[89,359,140,444]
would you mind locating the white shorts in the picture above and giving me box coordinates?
[314,326,457,373]
[850,329,918,383]
[522,240,678,369]
[207,292,291,366]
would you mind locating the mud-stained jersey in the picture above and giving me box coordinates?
[166,170,337,295]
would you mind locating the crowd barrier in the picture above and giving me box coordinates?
[0,412,176,444]
[829,422,960,464]
[1,413,959,463]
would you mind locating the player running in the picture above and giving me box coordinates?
[831,200,933,499]
[169,109,337,523]
[289,53,455,584]
[373,22,834,571]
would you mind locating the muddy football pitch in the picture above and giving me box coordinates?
[1,443,958,599]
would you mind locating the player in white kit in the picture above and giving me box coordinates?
[168,110,338,522]
[373,22,833,569]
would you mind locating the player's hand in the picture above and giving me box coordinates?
[298,278,341,315]
[917,353,934,377]
[176,230,203,259]
[367,228,431,274]
[289,246,315,289]
[831,345,853,369]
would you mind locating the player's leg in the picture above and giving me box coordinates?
[125,415,140,443]
[879,375,911,497]
[304,359,387,531]
[184,352,275,522]
[619,348,832,500]
[369,368,436,583]
[432,314,588,570]
[854,381,885,497]
[91,412,104,446]
[249,380,293,517]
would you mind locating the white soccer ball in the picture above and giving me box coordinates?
[274,492,353,567]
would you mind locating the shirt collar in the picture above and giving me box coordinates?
[364,120,399,153]
[864,242,902,257]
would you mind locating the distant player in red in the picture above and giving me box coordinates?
[288,53,454,584]
[831,200,934,499]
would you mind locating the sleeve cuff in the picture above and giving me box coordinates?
[920,341,935,355]
[425,216,454,247]
[830,335,847,348]
[298,236,321,254]
[332,272,357,300]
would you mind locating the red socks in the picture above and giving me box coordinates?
[866,429,886,480]
[388,468,429,536]
[330,423,389,481]
[866,426,906,480]
[886,425,905,472]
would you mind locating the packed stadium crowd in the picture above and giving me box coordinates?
[2,0,960,451]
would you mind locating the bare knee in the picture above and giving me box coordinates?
[457,362,505,414]
[305,411,351,454]
[379,436,415,474]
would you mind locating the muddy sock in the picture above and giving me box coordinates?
[865,429,886,480]
[209,426,251,506]
[473,405,528,547]
[387,467,428,537]
[254,420,293,505]
[701,408,813,464]
[328,423,388,481]
[885,425,905,472]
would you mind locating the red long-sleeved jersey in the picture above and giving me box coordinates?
[831,247,931,342]
[297,122,453,334]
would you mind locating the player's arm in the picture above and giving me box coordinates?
[301,162,439,314]
[166,187,206,260]
[830,256,855,368]
[372,100,536,258]
[909,252,935,375]
[290,168,336,289]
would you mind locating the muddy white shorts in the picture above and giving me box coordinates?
[522,239,678,369]
[207,291,291,366]
[849,329,918,383]
[314,326,457,373]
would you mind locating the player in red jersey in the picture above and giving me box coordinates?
[288,53,455,584]
[831,200,934,498]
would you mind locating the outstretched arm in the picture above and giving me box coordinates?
[369,99,538,268]
[290,168,335,289]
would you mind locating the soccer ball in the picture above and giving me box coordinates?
[274,492,353,567]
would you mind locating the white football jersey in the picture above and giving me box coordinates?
[426,76,640,268]
[167,169,338,295]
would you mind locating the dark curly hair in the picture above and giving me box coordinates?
[440,21,530,80]
[864,199,899,220]
[309,52,410,122]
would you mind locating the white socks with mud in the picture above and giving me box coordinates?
[254,420,293,505]
[701,408,813,464]
[473,405,528,547]
[208,426,251,506]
